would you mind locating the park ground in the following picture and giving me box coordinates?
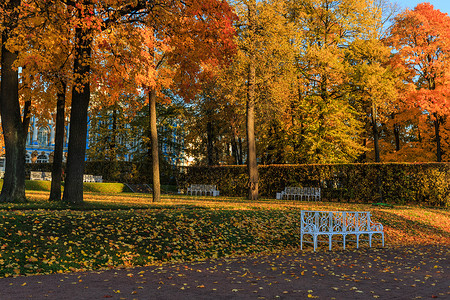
[0,188,448,299]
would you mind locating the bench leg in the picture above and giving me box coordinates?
[369,233,372,247]
[329,235,332,251]
[343,234,346,250]
[300,234,303,250]
[382,233,385,247]
[356,234,360,249]
[313,235,317,252]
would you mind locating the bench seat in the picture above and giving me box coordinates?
[186,184,220,196]
[276,187,321,201]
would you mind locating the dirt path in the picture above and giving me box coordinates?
[0,245,448,299]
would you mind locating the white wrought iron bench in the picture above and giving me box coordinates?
[300,210,384,251]
[30,171,44,181]
[276,187,321,201]
[186,184,220,196]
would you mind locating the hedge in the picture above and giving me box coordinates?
[26,162,450,206]
[178,163,450,207]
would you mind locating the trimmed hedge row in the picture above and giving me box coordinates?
[27,162,450,206]
[178,163,450,207]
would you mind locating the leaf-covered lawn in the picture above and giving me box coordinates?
[0,192,448,278]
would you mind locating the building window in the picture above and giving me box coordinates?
[36,154,48,163]
[38,127,49,146]
[0,156,5,169]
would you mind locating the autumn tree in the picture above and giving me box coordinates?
[346,39,401,162]
[219,0,297,199]
[0,0,29,203]
[63,0,236,203]
[15,0,73,201]
[386,3,450,162]
[285,0,392,163]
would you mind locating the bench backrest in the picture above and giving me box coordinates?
[30,171,44,181]
[301,210,372,233]
[284,186,320,195]
[190,184,217,191]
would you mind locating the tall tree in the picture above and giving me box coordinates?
[219,0,296,198]
[346,39,400,162]
[62,1,95,204]
[386,3,450,162]
[17,0,73,201]
[85,0,236,203]
[0,0,28,203]
[286,0,383,163]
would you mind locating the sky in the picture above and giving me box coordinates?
[395,0,450,14]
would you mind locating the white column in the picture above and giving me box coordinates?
[32,117,38,145]
[49,120,55,146]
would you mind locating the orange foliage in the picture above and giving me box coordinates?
[91,0,236,112]
[385,3,450,161]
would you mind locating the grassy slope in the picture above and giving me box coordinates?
[0,192,448,278]
[0,180,132,193]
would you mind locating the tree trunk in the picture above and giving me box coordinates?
[149,89,161,202]
[238,137,243,165]
[207,120,215,166]
[433,113,442,162]
[231,130,239,165]
[393,123,400,152]
[0,3,27,203]
[62,24,92,205]
[110,105,117,160]
[49,81,66,201]
[371,104,380,162]
[246,0,258,200]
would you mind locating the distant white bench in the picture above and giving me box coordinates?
[30,171,102,183]
[186,184,220,196]
[83,174,103,183]
[300,210,384,251]
[276,187,321,201]
[30,171,45,181]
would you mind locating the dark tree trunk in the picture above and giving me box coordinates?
[0,0,27,203]
[49,81,66,201]
[207,120,215,166]
[231,131,239,165]
[371,105,380,162]
[433,113,442,162]
[149,89,161,202]
[360,138,367,162]
[393,123,400,152]
[110,105,117,160]
[238,137,243,165]
[62,24,92,205]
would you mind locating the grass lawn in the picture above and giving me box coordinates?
[0,190,448,278]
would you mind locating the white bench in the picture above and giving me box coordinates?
[83,175,103,183]
[30,172,102,183]
[186,184,220,196]
[300,210,384,251]
[30,171,44,181]
[276,187,321,201]
[93,175,103,183]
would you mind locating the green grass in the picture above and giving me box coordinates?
[0,193,448,278]
[0,180,132,193]
[82,182,132,193]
